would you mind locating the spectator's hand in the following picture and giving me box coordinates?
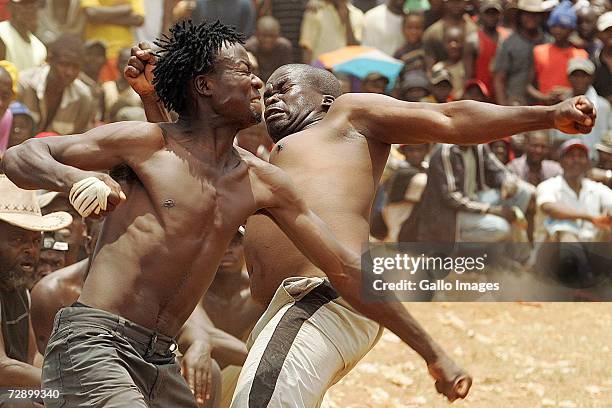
[125,42,156,98]
[553,96,596,134]
[69,173,126,219]
[427,355,472,402]
[181,340,213,406]
[589,215,612,229]
[488,205,516,223]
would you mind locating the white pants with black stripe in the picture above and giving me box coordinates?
[230,277,382,408]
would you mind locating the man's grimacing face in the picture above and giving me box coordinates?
[0,221,41,290]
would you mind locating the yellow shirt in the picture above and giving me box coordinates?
[81,0,144,58]
[299,2,363,62]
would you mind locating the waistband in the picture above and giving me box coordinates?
[55,302,178,358]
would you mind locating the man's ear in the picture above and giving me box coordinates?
[194,74,214,97]
[321,94,335,111]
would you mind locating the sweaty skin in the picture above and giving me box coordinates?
[2,44,362,341]
[128,47,596,401]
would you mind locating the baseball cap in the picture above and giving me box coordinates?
[547,2,577,30]
[597,11,612,32]
[480,0,503,13]
[363,72,389,84]
[398,70,429,91]
[430,66,452,85]
[464,79,490,98]
[567,57,595,76]
[559,138,589,157]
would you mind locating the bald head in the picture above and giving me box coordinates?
[269,64,342,98]
[257,16,281,35]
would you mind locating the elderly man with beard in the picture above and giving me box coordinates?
[0,175,72,406]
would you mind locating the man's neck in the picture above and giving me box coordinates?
[208,271,241,297]
[520,27,541,41]
[9,20,30,40]
[554,40,571,48]
[564,175,583,193]
[483,25,498,37]
[173,116,241,165]
[445,14,464,24]
[526,157,542,170]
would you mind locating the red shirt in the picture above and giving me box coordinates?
[533,44,588,95]
[475,27,509,99]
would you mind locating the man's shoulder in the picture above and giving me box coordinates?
[537,174,562,189]
[363,4,385,19]
[583,177,612,193]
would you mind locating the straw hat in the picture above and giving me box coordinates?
[0,175,72,231]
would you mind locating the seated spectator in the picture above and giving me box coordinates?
[0,64,15,156]
[7,101,35,149]
[383,143,430,241]
[422,0,477,68]
[551,58,611,159]
[103,47,142,122]
[536,139,612,243]
[528,2,589,105]
[18,34,96,135]
[493,0,551,105]
[508,130,563,186]
[594,12,612,104]
[36,232,69,279]
[394,12,425,62]
[588,130,612,188]
[81,0,144,82]
[401,143,533,244]
[433,25,465,99]
[423,65,453,102]
[260,0,315,62]
[362,0,406,56]
[360,71,389,93]
[395,69,430,101]
[0,174,71,403]
[489,138,514,165]
[0,0,47,71]
[464,0,509,102]
[572,6,603,58]
[299,0,364,63]
[245,16,293,82]
[37,0,86,44]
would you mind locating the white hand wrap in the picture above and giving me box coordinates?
[69,177,112,217]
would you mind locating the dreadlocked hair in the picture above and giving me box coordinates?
[153,20,245,114]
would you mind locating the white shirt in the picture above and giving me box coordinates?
[361,4,404,56]
[536,175,612,240]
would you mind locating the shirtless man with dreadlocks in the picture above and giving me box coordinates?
[2,21,382,408]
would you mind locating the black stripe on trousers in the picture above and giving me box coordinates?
[248,282,339,408]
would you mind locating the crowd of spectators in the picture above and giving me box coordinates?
[0,0,611,404]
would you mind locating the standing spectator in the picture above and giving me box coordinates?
[536,139,612,243]
[423,65,453,102]
[362,0,406,56]
[259,0,314,62]
[37,0,86,44]
[7,101,34,148]
[245,16,292,82]
[80,40,108,123]
[360,71,388,93]
[0,0,46,71]
[18,34,96,135]
[572,6,603,58]
[551,58,611,159]
[395,69,430,101]
[493,0,551,105]
[422,0,478,68]
[394,12,425,62]
[594,12,612,103]
[0,175,72,404]
[508,130,563,186]
[464,0,509,102]
[528,2,588,105]
[192,0,255,37]
[299,0,364,63]
[433,25,466,99]
[81,0,144,82]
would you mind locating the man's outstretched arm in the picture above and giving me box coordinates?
[327,93,596,145]
[246,152,470,402]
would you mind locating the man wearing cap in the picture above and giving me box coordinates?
[527,1,589,105]
[361,72,389,94]
[551,57,611,159]
[423,65,454,103]
[0,174,72,403]
[493,0,552,105]
[0,0,47,72]
[395,69,430,101]
[536,139,612,243]
[464,0,508,102]
[593,11,612,104]
[36,233,69,279]
[7,102,35,149]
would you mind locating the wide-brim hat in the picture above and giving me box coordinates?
[0,175,72,231]
[508,0,555,14]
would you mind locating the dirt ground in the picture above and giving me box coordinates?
[323,303,611,408]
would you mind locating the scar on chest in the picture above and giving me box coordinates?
[162,199,176,209]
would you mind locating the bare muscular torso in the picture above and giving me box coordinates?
[244,120,390,305]
[79,124,266,337]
